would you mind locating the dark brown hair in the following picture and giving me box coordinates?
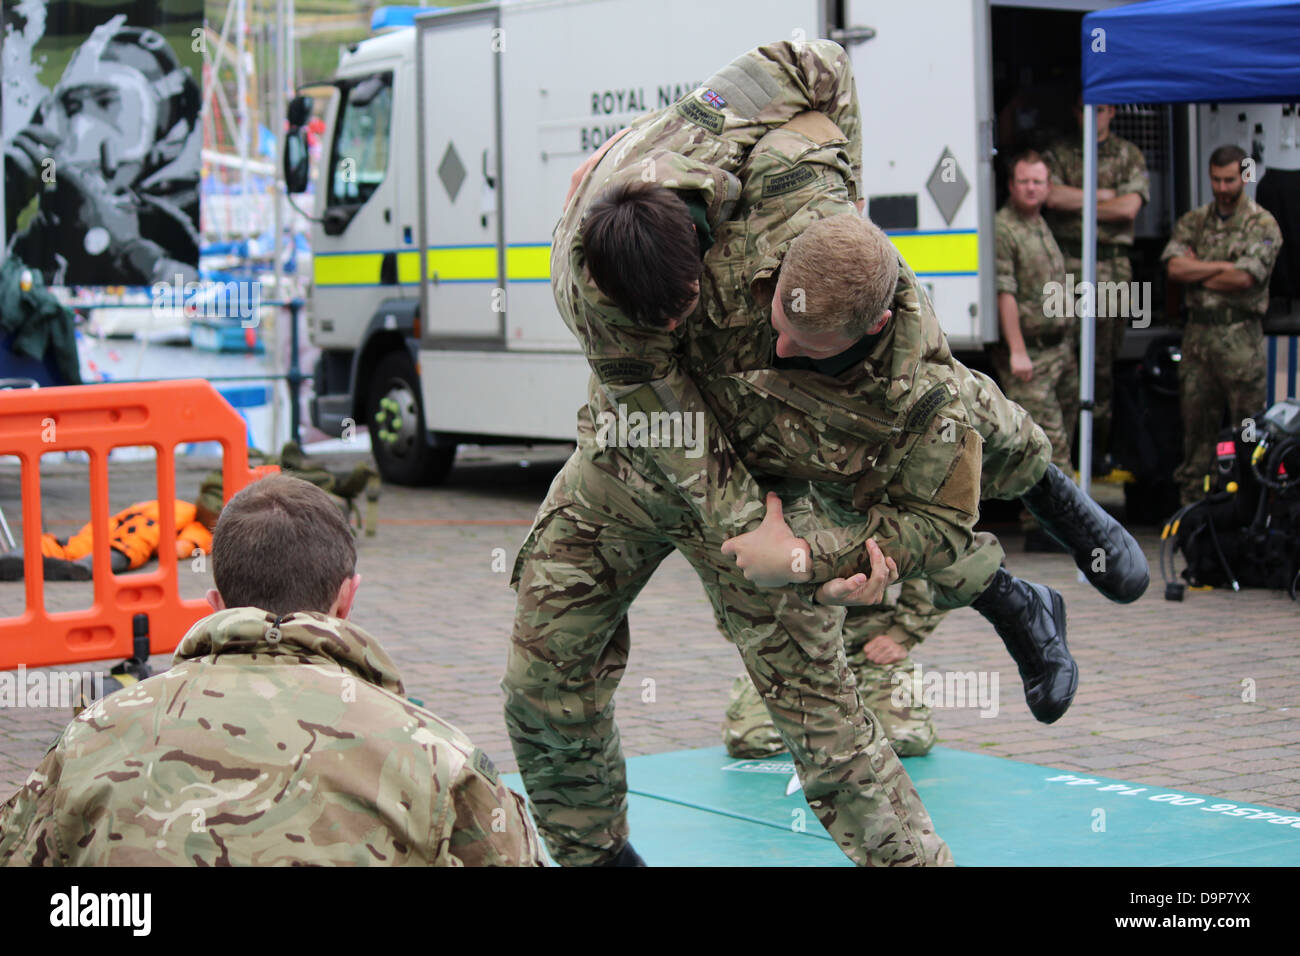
[581,181,701,327]
[1209,144,1248,170]
[212,474,356,616]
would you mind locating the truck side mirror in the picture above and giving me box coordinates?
[284,95,313,194]
[288,94,313,128]
[284,127,310,194]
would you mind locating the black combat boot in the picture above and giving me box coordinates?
[971,567,1077,724]
[1020,463,1149,604]
[601,843,648,866]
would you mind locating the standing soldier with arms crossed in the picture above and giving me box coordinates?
[1043,100,1149,479]
[1162,145,1283,506]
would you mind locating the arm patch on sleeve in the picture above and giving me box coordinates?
[472,748,500,786]
[906,383,954,433]
[677,96,725,134]
[761,164,819,198]
[594,358,657,384]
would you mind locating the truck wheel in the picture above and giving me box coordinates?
[366,350,455,486]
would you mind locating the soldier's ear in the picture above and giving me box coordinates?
[330,573,362,620]
[206,588,226,612]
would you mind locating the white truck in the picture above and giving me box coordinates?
[285,0,1289,485]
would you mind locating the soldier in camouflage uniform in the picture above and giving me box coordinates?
[0,476,543,866]
[509,41,963,869]
[1162,144,1283,505]
[994,150,1078,535]
[1043,102,1150,475]
[717,132,1144,758]
[511,41,1142,867]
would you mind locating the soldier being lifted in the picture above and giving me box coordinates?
[507,40,1147,868]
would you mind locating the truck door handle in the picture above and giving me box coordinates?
[482,149,496,189]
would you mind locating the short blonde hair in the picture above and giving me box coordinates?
[778,214,899,337]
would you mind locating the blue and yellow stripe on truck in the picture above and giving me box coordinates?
[312,232,977,287]
[888,229,979,278]
[314,243,553,287]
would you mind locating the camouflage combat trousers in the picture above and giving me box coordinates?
[991,340,1077,475]
[1065,254,1133,465]
[992,339,1078,530]
[503,433,953,867]
[1175,318,1267,505]
[723,580,939,760]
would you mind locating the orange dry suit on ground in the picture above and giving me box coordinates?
[40,501,212,569]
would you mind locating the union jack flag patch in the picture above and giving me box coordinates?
[701,88,727,109]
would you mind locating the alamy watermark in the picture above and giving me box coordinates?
[594,405,706,459]
[0,666,104,708]
[150,273,262,328]
[1043,274,1151,328]
[50,886,151,936]
[891,662,1000,718]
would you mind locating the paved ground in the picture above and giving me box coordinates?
[2,446,1298,813]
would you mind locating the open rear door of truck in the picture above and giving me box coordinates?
[842,0,996,347]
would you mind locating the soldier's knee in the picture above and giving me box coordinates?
[722,728,786,759]
[721,673,787,758]
[885,721,937,757]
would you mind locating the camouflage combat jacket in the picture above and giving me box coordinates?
[1160,195,1283,317]
[1043,133,1149,249]
[553,40,864,543]
[0,608,544,866]
[687,123,982,583]
[995,205,1071,342]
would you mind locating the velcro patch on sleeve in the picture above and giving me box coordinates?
[906,382,954,432]
[594,358,656,384]
[703,58,781,119]
[473,748,500,785]
[676,95,726,134]
[934,428,981,516]
[761,164,818,198]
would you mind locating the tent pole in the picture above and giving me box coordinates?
[1079,103,1098,583]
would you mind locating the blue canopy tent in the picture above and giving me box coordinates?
[1076,0,1300,501]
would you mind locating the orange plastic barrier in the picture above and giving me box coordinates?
[0,380,272,669]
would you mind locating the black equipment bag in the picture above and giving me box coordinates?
[1167,400,1300,593]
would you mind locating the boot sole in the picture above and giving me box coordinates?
[1033,588,1077,725]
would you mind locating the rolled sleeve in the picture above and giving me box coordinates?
[995,227,1018,295]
